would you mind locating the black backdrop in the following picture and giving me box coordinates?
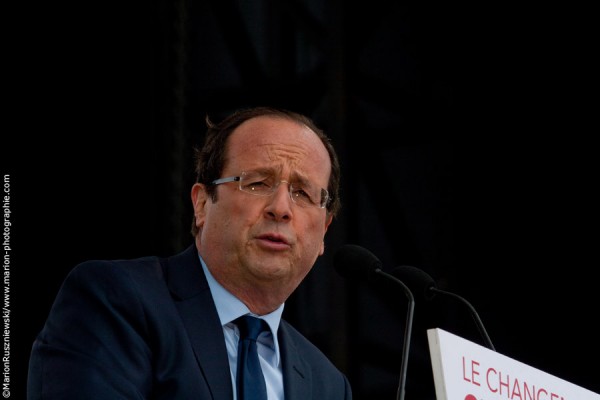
[5,1,598,399]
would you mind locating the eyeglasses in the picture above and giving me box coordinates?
[212,170,330,209]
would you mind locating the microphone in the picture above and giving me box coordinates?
[390,265,496,351]
[334,244,414,400]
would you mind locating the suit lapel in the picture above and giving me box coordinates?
[279,322,312,400]
[163,246,234,400]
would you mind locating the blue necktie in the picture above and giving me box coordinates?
[236,315,268,400]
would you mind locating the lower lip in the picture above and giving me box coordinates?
[257,238,290,251]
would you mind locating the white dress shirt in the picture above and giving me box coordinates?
[200,257,285,400]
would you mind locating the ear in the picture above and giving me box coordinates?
[319,214,334,255]
[191,183,209,229]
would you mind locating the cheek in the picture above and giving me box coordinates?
[315,219,331,255]
[307,217,329,238]
[300,219,328,253]
[204,206,230,233]
[204,199,254,238]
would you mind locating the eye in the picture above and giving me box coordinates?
[241,173,274,194]
[247,180,269,188]
[291,186,315,204]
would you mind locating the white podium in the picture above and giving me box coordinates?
[427,328,599,400]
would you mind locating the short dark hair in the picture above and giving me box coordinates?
[191,106,341,236]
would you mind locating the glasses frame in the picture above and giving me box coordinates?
[211,171,330,209]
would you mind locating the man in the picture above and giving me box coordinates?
[27,106,351,399]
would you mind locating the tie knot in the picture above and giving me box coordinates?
[236,315,267,341]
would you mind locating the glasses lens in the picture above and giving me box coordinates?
[239,171,272,195]
[239,171,328,208]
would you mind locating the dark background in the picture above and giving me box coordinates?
[5,1,598,399]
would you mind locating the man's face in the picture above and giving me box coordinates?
[192,115,333,309]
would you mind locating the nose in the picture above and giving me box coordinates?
[264,181,293,221]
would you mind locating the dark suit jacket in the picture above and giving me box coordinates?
[27,245,352,399]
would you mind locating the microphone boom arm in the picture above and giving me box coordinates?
[431,287,495,351]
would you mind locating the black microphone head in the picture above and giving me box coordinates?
[390,265,438,300]
[333,244,382,282]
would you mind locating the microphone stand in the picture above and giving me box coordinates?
[375,269,415,400]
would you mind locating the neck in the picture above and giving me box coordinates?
[226,281,287,315]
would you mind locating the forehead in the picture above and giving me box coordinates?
[225,115,331,177]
